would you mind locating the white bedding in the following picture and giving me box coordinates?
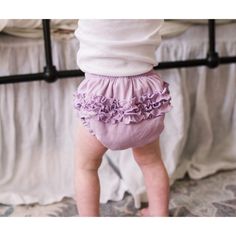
[0,19,234,39]
[0,22,236,208]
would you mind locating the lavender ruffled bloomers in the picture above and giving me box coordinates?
[73,70,172,150]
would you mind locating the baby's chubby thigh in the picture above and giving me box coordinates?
[75,120,108,170]
[89,115,165,150]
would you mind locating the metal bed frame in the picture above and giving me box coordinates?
[0,19,236,85]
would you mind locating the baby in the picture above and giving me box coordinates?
[73,20,172,216]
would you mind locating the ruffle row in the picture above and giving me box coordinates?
[73,81,172,125]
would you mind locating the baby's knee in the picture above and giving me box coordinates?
[133,152,162,167]
[76,156,103,171]
[132,140,161,166]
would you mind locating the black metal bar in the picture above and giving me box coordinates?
[156,59,207,70]
[0,73,45,84]
[220,56,236,64]
[0,70,85,84]
[209,19,216,53]
[207,19,219,68]
[42,19,57,82]
[57,69,84,78]
[42,20,53,68]
[2,55,236,84]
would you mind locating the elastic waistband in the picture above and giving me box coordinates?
[85,70,159,80]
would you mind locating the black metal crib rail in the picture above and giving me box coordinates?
[0,19,236,84]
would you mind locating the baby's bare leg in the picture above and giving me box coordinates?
[132,139,169,216]
[74,120,107,216]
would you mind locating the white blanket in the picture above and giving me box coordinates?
[0,23,236,208]
[1,19,234,39]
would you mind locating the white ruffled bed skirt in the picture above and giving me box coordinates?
[0,23,236,208]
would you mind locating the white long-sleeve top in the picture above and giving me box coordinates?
[75,20,163,76]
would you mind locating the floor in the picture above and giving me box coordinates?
[1,169,236,217]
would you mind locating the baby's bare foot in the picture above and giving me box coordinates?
[137,207,169,217]
[137,207,150,217]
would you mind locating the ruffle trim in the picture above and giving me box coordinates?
[73,81,172,124]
